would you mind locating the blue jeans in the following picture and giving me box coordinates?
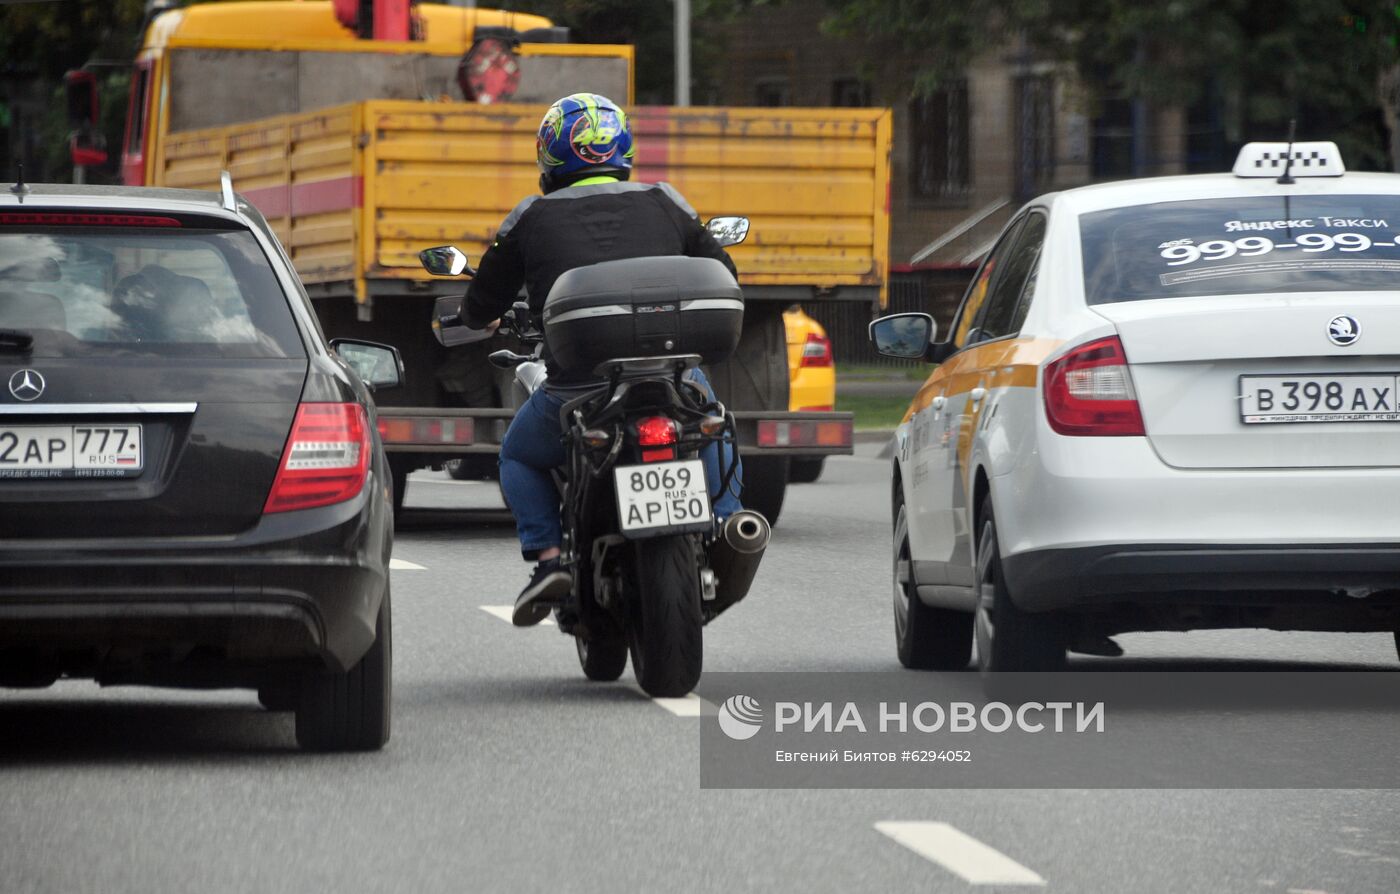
[499,368,743,560]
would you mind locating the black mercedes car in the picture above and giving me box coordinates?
[0,180,398,751]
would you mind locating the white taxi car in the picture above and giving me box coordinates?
[871,142,1400,672]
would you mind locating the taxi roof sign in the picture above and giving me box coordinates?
[1233,141,1345,178]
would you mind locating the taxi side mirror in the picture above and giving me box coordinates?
[868,313,939,361]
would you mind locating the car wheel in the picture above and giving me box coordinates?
[575,634,628,681]
[296,583,392,752]
[1394,630,1399,663]
[893,502,973,669]
[789,457,825,484]
[973,499,1065,673]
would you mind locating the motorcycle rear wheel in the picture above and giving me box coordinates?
[575,633,627,681]
[626,535,704,698]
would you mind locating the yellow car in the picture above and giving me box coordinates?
[783,306,836,482]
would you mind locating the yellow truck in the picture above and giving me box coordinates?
[122,1,890,522]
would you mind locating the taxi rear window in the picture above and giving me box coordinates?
[0,223,303,358]
[1080,195,1400,304]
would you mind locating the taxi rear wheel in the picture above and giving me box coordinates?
[893,503,973,670]
[973,500,1066,673]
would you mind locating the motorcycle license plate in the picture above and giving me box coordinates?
[614,459,712,536]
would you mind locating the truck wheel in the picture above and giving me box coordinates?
[893,503,973,669]
[739,457,787,524]
[389,456,410,521]
[706,304,791,526]
[973,500,1065,674]
[257,679,298,712]
[626,536,703,698]
[789,457,826,484]
[296,582,392,752]
[576,634,628,681]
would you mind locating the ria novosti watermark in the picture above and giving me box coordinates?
[697,672,1400,789]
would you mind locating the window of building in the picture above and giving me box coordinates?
[909,80,971,205]
[754,79,791,107]
[1014,75,1055,200]
[832,77,871,108]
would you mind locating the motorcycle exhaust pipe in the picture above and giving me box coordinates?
[709,509,771,615]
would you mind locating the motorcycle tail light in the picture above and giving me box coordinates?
[635,416,680,446]
[641,447,676,463]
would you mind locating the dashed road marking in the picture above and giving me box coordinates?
[874,822,1045,886]
[389,558,426,571]
[479,605,555,627]
[650,693,704,716]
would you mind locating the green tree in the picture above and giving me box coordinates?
[820,0,1400,170]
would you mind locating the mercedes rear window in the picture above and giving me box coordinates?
[0,221,304,358]
[1079,195,1400,304]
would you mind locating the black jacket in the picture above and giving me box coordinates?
[462,179,737,382]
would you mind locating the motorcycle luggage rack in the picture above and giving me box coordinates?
[592,354,702,380]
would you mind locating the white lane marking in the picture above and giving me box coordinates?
[389,558,426,571]
[874,822,1046,886]
[650,693,704,716]
[479,605,555,627]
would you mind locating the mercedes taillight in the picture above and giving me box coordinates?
[264,403,371,513]
[1043,336,1145,436]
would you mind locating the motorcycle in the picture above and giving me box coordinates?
[421,217,770,697]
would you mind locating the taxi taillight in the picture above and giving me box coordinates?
[799,333,833,368]
[264,403,371,514]
[1043,336,1145,436]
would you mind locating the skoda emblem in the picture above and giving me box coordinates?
[8,368,45,402]
[1328,315,1360,347]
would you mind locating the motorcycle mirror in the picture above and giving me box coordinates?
[510,300,532,331]
[419,245,473,277]
[705,216,750,247]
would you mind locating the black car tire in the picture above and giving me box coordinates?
[973,500,1066,673]
[296,583,392,752]
[627,536,703,698]
[575,634,628,681]
[789,457,826,484]
[893,503,973,670]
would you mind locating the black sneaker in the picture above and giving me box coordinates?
[513,559,571,627]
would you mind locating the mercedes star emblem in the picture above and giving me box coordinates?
[8,368,46,401]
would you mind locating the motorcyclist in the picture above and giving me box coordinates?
[458,93,744,627]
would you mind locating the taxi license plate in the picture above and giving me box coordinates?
[1240,374,1400,424]
[614,459,712,536]
[0,424,144,478]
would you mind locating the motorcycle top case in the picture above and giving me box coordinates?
[542,256,743,373]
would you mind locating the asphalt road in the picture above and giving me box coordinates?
[3,444,1399,893]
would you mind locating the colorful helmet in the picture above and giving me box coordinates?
[536,93,634,188]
